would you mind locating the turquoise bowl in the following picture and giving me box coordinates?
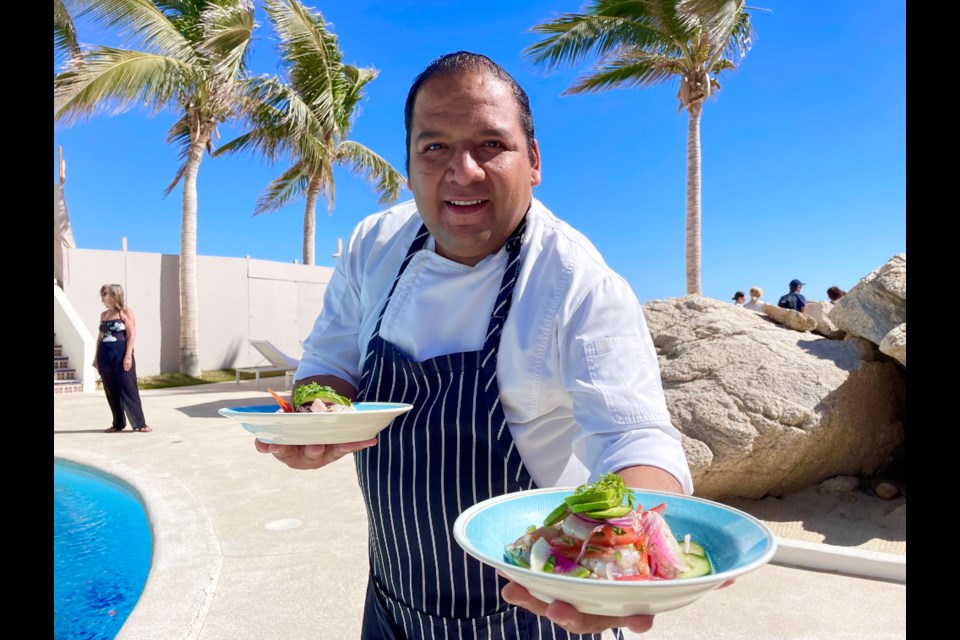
[453,487,777,616]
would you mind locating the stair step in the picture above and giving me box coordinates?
[54,380,84,394]
[54,357,70,369]
[55,369,76,381]
[54,346,63,357]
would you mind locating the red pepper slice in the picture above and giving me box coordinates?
[267,387,295,413]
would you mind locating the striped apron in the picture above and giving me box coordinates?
[355,218,605,640]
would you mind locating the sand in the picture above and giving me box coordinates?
[722,482,906,556]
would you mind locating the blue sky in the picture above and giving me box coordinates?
[54,0,906,306]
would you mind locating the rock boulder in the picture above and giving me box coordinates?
[805,301,845,339]
[829,254,906,367]
[643,295,906,501]
[760,303,817,332]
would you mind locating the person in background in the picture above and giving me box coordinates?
[94,283,152,433]
[826,286,846,302]
[777,279,807,313]
[743,286,765,313]
[732,291,746,306]
[255,51,692,639]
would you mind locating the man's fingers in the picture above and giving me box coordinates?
[254,438,378,469]
[622,614,656,634]
[502,579,655,636]
[501,582,549,617]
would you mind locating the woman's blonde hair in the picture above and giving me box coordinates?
[99,283,126,310]
[749,286,763,301]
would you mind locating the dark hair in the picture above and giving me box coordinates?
[403,51,536,174]
[732,291,745,301]
[826,286,846,301]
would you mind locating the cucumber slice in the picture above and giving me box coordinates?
[676,552,712,579]
[683,540,706,557]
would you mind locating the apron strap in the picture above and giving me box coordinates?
[481,215,527,365]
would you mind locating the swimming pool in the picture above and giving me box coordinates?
[54,459,152,640]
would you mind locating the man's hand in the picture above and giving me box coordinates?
[254,438,377,470]
[501,580,655,635]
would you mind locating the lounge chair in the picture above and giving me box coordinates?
[236,340,300,389]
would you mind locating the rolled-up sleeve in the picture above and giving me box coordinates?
[561,275,694,495]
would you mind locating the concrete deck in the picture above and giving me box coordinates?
[54,380,906,640]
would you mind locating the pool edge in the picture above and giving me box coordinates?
[56,449,222,640]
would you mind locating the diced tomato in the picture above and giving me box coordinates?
[593,525,641,547]
[635,530,650,575]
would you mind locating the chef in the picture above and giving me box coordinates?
[256,51,693,640]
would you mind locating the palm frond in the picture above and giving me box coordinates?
[335,141,405,207]
[54,0,83,64]
[222,74,332,165]
[254,163,310,214]
[565,51,679,94]
[69,0,197,62]
[55,47,192,125]
[335,65,378,136]
[198,0,256,78]
[526,13,670,73]
[264,0,342,133]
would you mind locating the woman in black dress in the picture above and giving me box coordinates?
[93,284,152,432]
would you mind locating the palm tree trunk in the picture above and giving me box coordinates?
[302,175,322,266]
[685,102,704,295]
[179,133,209,377]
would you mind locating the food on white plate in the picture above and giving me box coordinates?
[504,474,713,581]
[268,383,356,414]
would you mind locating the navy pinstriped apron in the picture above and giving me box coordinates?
[355,218,605,640]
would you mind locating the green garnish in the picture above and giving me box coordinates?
[292,383,353,409]
[542,473,638,526]
[571,473,635,509]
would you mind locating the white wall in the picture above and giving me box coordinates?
[59,247,334,377]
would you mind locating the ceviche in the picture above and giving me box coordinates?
[504,474,712,581]
[268,383,356,414]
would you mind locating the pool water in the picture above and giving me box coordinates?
[54,460,152,640]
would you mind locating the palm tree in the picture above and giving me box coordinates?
[215,0,404,266]
[525,0,756,295]
[54,0,256,376]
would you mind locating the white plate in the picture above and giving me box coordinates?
[453,487,777,616]
[218,402,413,445]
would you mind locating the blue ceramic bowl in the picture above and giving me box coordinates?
[453,487,777,616]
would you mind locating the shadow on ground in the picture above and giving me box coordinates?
[173,396,276,418]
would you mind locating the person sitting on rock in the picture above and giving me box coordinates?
[732,291,746,306]
[743,286,765,313]
[778,279,807,313]
[826,286,846,302]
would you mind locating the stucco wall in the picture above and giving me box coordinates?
[59,246,333,377]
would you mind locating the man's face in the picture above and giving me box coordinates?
[407,69,541,266]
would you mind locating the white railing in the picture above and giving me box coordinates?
[54,281,97,393]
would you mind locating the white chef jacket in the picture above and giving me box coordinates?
[298,198,694,495]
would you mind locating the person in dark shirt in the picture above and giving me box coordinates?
[778,279,807,312]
